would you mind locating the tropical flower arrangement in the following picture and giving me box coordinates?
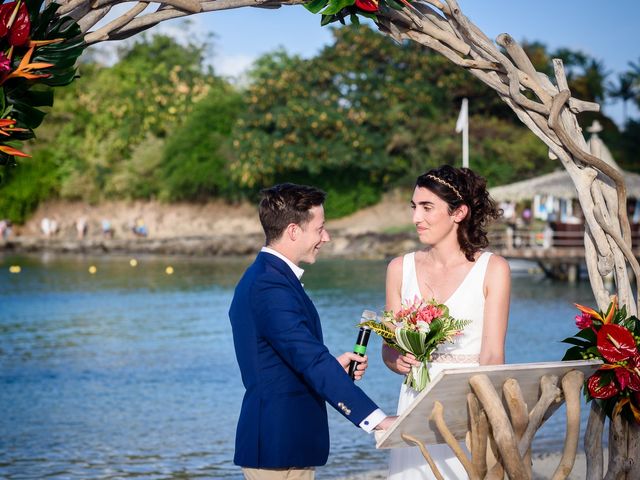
[304,0,414,26]
[562,296,640,424]
[0,0,84,165]
[359,297,470,392]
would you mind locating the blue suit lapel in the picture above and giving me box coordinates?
[259,252,323,341]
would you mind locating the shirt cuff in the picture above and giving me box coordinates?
[359,408,387,433]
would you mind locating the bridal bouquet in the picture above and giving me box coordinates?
[359,297,470,392]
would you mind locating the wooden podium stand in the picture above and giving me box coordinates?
[375,360,601,480]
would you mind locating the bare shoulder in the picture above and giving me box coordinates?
[387,255,404,270]
[487,253,510,274]
[486,253,511,288]
[386,255,405,286]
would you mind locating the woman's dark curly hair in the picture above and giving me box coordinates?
[416,165,502,261]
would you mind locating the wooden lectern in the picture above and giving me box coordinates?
[375,360,601,480]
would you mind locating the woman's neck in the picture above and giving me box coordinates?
[422,243,468,268]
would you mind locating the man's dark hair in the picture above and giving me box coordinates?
[259,183,327,245]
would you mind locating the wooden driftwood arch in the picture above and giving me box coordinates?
[57,0,640,477]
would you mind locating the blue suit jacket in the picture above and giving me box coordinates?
[229,252,378,468]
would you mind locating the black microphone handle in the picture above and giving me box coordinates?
[348,327,371,380]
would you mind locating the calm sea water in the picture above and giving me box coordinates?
[0,253,597,479]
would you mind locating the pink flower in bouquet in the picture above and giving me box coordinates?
[416,304,442,325]
[575,312,592,329]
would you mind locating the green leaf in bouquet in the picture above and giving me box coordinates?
[562,345,585,361]
[396,328,427,357]
[321,0,355,15]
[576,327,597,343]
[358,319,395,341]
[385,0,405,10]
[304,0,331,14]
[561,337,592,348]
[619,314,639,332]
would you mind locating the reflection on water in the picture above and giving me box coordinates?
[0,253,596,479]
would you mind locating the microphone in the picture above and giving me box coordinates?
[348,310,376,380]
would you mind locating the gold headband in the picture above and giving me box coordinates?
[426,174,463,201]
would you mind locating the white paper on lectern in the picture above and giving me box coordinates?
[375,360,601,449]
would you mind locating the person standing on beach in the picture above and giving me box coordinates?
[384,166,510,479]
[229,183,395,480]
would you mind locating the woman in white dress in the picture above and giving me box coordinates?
[384,165,511,480]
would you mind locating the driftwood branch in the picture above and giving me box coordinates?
[467,393,488,478]
[430,401,479,479]
[469,374,528,478]
[52,2,638,475]
[401,433,444,480]
[552,370,584,480]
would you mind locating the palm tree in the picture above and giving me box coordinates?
[628,58,640,109]
[608,72,636,124]
[569,58,610,103]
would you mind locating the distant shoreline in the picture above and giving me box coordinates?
[0,231,422,260]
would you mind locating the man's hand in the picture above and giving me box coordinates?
[336,352,368,380]
[375,416,398,430]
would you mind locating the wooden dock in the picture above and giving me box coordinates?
[488,226,640,281]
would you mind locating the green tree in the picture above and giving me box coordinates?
[159,83,244,200]
[230,25,553,215]
[608,72,636,124]
[34,33,216,201]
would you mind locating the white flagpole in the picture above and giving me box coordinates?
[455,98,469,168]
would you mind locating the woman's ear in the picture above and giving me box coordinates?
[453,204,469,223]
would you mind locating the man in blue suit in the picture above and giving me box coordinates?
[230,183,394,479]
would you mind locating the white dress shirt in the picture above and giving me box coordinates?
[260,247,386,432]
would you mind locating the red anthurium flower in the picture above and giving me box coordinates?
[597,323,637,363]
[354,0,379,12]
[626,355,640,391]
[0,2,15,39]
[587,371,619,399]
[613,367,640,391]
[0,1,30,46]
[9,2,30,47]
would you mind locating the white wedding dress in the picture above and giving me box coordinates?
[387,251,492,480]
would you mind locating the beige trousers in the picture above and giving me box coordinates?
[242,467,315,480]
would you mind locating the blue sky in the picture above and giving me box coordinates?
[96,1,640,124]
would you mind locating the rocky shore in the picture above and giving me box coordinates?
[0,193,422,259]
[0,230,421,259]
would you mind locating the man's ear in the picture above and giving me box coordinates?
[285,223,299,241]
[453,204,469,223]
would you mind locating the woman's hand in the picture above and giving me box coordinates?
[382,344,421,375]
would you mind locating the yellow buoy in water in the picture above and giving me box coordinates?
[9,265,21,273]
[129,259,138,267]
[88,265,97,274]
[165,266,174,275]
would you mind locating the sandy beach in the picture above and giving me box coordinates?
[335,450,600,479]
[1,193,423,258]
